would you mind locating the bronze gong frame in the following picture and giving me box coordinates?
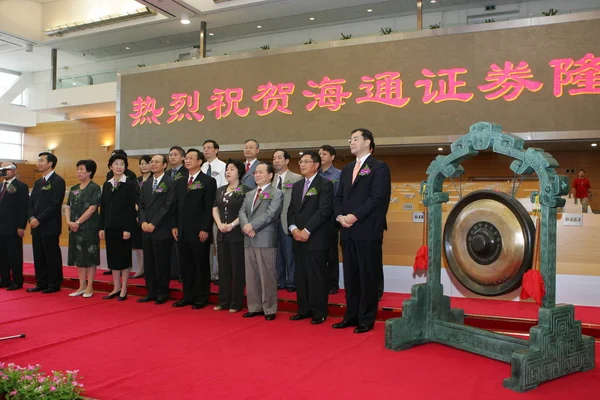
[384,122,595,392]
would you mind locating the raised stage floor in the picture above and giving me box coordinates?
[20,263,600,340]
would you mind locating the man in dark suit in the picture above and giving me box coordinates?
[333,129,391,333]
[287,151,334,325]
[138,154,176,304]
[172,149,217,309]
[0,162,29,290]
[166,146,188,281]
[27,152,66,293]
[240,139,260,189]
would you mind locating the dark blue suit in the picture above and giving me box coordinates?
[334,155,391,326]
[0,178,29,287]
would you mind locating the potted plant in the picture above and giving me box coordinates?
[0,362,87,399]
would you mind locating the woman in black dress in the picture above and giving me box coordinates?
[99,153,137,301]
[131,155,152,279]
[212,159,251,312]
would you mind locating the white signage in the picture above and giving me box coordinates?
[413,212,425,223]
[563,213,583,226]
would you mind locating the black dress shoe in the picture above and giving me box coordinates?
[117,294,128,301]
[286,287,296,293]
[102,291,120,300]
[42,287,60,294]
[354,324,374,334]
[172,299,193,308]
[311,317,326,325]
[0,282,10,288]
[7,285,22,291]
[155,298,168,305]
[26,286,47,293]
[332,320,358,329]
[243,311,264,318]
[265,314,276,321]
[137,296,156,303]
[192,302,206,309]
[290,314,311,321]
[329,287,339,295]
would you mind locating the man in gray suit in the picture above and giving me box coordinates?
[240,139,260,189]
[239,162,283,321]
[272,149,302,292]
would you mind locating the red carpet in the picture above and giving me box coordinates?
[1,289,599,399]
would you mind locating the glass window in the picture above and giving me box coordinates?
[0,71,19,98]
[0,130,23,159]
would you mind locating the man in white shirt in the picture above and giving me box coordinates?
[272,149,302,292]
[202,139,227,283]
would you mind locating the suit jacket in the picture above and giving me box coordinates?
[238,185,283,248]
[287,174,334,251]
[0,179,29,235]
[28,172,66,235]
[99,179,137,232]
[173,171,217,242]
[213,185,252,243]
[166,165,189,182]
[274,170,302,234]
[138,175,177,240]
[334,155,391,241]
[240,160,259,189]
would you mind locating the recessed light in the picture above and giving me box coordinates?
[125,46,130,50]
[181,13,190,24]
[309,17,315,21]
[438,147,443,151]
[430,0,436,3]
[592,143,597,147]
[72,82,76,85]
[257,25,262,28]
[367,9,373,12]
[299,152,303,155]
[209,32,214,36]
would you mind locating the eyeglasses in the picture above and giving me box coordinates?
[348,137,363,144]
[298,160,316,165]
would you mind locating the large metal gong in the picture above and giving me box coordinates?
[443,190,535,296]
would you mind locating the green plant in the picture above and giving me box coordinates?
[542,8,559,16]
[484,18,495,23]
[304,38,315,45]
[380,27,393,35]
[429,23,441,29]
[260,44,270,50]
[0,362,85,399]
[340,33,352,40]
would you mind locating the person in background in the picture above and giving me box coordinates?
[572,169,592,213]
[99,153,137,301]
[319,145,342,294]
[27,152,66,294]
[131,155,152,279]
[65,160,101,298]
[0,162,28,291]
[212,159,251,313]
[202,139,227,285]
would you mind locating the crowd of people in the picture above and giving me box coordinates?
[0,128,392,333]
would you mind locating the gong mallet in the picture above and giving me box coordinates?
[0,334,26,341]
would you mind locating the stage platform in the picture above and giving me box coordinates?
[20,264,600,340]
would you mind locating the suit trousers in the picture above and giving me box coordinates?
[210,223,219,280]
[170,239,180,280]
[217,241,245,310]
[179,236,211,304]
[327,228,340,290]
[295,248,329,319]
[245,247,277,315]
[31,230,63,289]
[276,224,295,289]
[142,233,172,299]
[0,235,24,286]
[341,239,383,326]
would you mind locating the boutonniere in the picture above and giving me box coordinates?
[230,186,246,197]
[188,181,204,191]
[259,191,271,200]
[71,189,81,200]
[173,172,184,181]
[359,164,371,176]
[111,182,124,192]
[41,183,52,191]
[154,182,168,194]
[305,187,318,196]
[6,184,16,194]
[283,181,294,190]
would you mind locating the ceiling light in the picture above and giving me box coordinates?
[431,0,436,3]
[299,152,303,155]
[72,82,76,86]
[592,143,597,147]
[309,17,315,21]
[209,32,214,36]
[438,147,443,151]
[367,9,373,12]
[125,46,130,50]
[257,25,262,28]
[181,13,190,24]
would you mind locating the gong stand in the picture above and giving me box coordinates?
[384,122,595,392]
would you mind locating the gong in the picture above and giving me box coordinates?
[443,190,535,296]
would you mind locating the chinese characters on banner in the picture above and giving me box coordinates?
[129,53,599,127]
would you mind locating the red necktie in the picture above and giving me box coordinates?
[41,177,47,186]
[246,162,250,173]
[187,175,194,190]
[253,188,262,207]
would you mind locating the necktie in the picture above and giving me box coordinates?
[152,178,158,191]
[187,175,194,190]
[0,182,6,203]
[171,168,177,178]
[352,161,362,184]
[41,177,47,186]
[253,188,262,209]
[245,162,250,173]
[277,176,282,190]
[302,179,310,200]
[207,163,212,177]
